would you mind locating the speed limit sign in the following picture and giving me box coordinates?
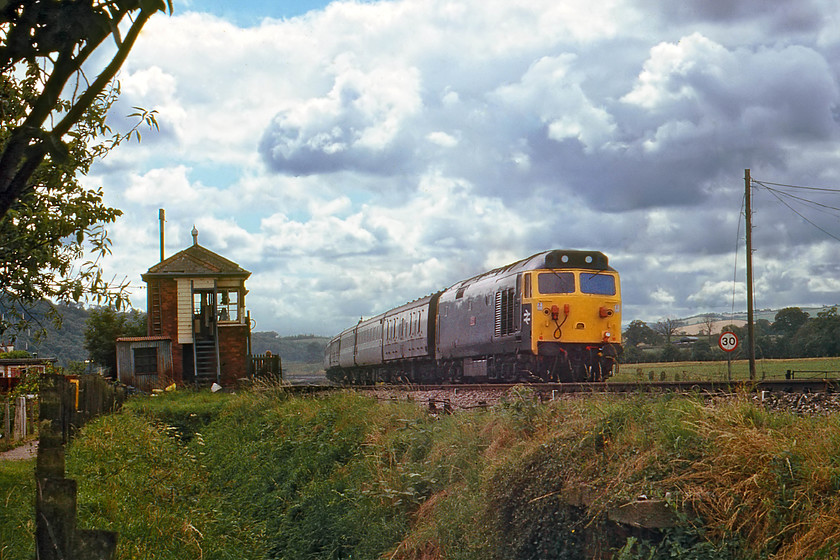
[719,332,739,352]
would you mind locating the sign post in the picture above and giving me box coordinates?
[719,332,739,381]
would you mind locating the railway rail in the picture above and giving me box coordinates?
[281,378,840,395]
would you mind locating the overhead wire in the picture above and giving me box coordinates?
[751,180,840,194]
[729,176,840,323]
[751,178,840,244]
[761,187,840,217]
[753,180,840,217]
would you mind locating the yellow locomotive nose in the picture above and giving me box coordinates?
[526,268,621,350]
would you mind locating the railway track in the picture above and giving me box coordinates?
[282,378,840,396]
[272,378,840,415]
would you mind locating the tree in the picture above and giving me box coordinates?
[773,307,810,337]
[623,320,661,347]
[690,339,714,361]
[653,317,683,345]
[0,0,172,217]
[0,0,171,337]
[659,343,683,362]
[620,343,645,363]
[699,314,717,343]
[795,306,840,358]
[84,307,146,376]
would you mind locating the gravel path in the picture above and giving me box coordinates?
[0,439,38,461]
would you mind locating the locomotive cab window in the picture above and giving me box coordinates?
[538,272,575,294]
[580,273,616,296]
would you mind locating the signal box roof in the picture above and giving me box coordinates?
[142,243,251,280]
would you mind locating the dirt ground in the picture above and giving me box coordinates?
[0,439,38,461]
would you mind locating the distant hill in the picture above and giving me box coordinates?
[250,332,328,364]
[3,301,331,367]
[2,301,90,365]
[676,306,838,335]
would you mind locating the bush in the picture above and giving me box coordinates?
[659,344,683,362]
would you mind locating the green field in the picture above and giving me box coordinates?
[612,356,840,383]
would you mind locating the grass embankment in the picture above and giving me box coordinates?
[4,387,840,559]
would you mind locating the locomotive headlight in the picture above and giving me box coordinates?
[605,331,612,338]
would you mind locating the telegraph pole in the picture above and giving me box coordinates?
[159,208,166,262]
[745,169,756,380]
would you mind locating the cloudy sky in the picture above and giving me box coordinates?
[85,0,840,336]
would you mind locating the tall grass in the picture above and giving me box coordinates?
[67,404,267,560]
[7,387,833,560]
[194,391,427,558]
[0,459,35,560]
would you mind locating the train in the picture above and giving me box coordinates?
[324,249,622,384]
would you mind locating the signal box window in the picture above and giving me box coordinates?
[217,289,239,322]
[538,272,574,294]
[580,273,616,296]
[133,347,157,374]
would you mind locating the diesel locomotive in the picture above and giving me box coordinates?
[324,249,622,384]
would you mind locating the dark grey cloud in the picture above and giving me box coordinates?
[641,0,827,33]
[258,31,840,220]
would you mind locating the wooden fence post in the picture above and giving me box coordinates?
[36,374,118,560]
[13,396,26,439]
[3,401,10,440]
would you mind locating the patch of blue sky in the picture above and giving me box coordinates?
[234,212,265,232]
[187,163,241,190]
[174,0,334,25]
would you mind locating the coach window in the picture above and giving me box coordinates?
[538,272,575,294]
[580,273,616,296]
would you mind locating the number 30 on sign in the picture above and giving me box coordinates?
[718,332,739,352]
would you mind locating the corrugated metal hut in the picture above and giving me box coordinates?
[115,336,174,391]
